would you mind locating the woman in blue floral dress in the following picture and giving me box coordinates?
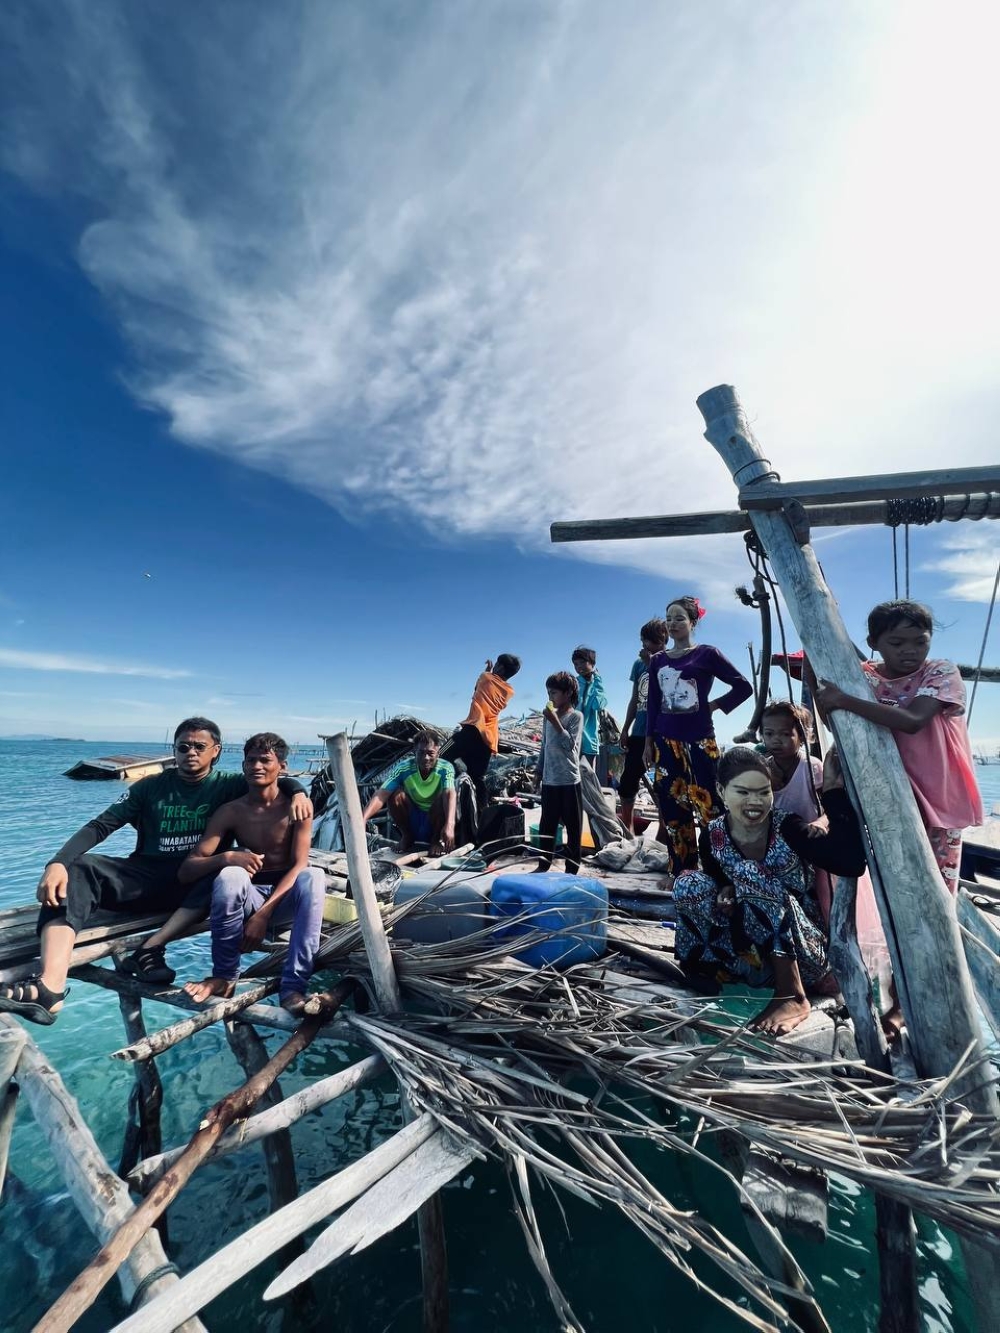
[673,747,866,1035]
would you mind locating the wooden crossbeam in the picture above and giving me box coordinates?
[551,491,1000,543]
[738,465,1000,510]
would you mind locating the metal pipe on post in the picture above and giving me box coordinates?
[327,733,450,1332]
[696,384,999,1326]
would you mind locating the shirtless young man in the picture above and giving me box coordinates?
[174,733,325,1014]
[0,717,310,1025]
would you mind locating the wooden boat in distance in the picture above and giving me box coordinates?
[64,753,177,782]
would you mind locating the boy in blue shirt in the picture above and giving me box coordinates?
[571,646,608,770]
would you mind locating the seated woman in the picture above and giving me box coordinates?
[673,746,867,1036]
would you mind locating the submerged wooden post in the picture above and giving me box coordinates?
[35,980,356,1333]
[224,1020,301,1254]
[0,1025,26,1199]
[0,1019,204,1329]
[328,732,450,1332]
[696,384,999,1324]
[112,958,165,1191]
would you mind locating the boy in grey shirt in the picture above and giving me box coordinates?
[533,671,584,873]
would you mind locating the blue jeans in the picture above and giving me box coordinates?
[209,865,325,998]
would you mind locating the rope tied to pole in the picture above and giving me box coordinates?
[884,496,944,598]
[128,1263,180,1312]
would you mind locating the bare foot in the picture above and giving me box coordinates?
[183,976,236,1004]
[749,993,812,1036]
[880,1005,905,1043]
[281,991,307,1015]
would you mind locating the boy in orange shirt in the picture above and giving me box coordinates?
[446,654,521,805]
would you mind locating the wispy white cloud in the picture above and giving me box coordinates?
[925,531,1000,603]
[0,648,192,679]
[3,0,998,585]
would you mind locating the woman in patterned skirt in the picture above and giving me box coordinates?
[673,747,867,1035]
[643,596,752,876]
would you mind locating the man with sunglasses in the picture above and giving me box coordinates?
[0,717,311,1024]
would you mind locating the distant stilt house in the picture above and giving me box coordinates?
[63,753,177,782]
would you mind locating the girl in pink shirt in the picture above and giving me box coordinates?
[814,599,982,894]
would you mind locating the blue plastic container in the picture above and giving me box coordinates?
[394,870,495,944]
[489,872,608,969]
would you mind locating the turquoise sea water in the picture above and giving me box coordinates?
[1,739,996,1332]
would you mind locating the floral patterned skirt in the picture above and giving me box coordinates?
[650,737,721,876]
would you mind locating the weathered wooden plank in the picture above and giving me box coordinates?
[549,492,1000,544]
[112,958,165,1189]
[4,1019,204,1326]
[328,734,402,1013]
[826,876,887,1069]
[0,1026,26,1200]
[739,465,1000,510]
[109,1116,440,1333]
[128,1054,387,1192]
[959,665,1000,684]
[111,979,280,1062]
[36,980,358,1333]
[70,962,353,1041]
[328,729,451,1332]
[263,1129,476,1300]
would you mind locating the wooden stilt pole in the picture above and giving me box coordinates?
[34,979,356,1333]
[696,383,999,1328]
[0,1018,204,1329]
[328,732,450,1333]
[112,959,164,1187]
[223,1019,300,1242]
[0,1026,26,1200]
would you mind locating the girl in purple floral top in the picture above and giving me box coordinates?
[643,596,752,876]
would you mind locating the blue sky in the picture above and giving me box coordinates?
[1,0,998,747]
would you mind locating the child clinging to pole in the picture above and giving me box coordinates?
[813,599,983,895]
[533,671,584,874]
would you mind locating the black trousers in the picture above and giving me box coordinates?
[443,724,493,805]
[537,783,583,874]
[37,853,210,935]
[617,732,648,803]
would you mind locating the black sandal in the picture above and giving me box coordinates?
[0,976,68,1025]
[119,945,176,984]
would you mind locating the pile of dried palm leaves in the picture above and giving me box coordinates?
[251,907,1000,1331]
